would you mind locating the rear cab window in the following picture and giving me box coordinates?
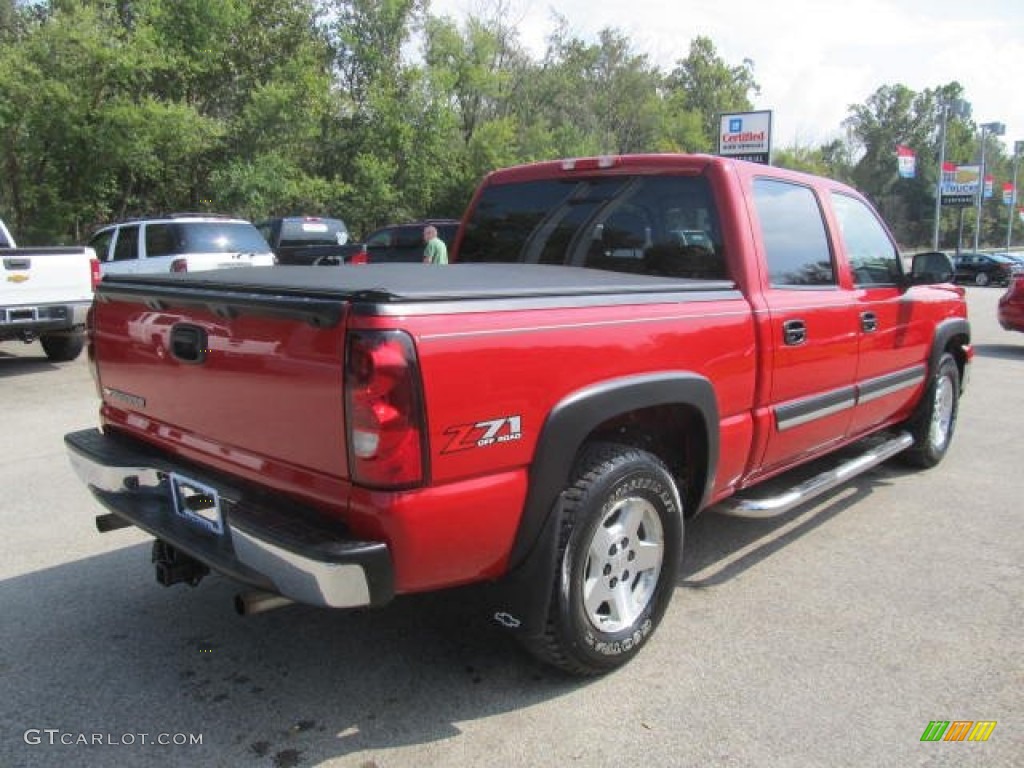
[178,222,271,254]
[278,218,348,247]
[458,175,728,280]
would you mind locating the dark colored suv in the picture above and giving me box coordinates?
[352,219,460,264]
[255,216,350,265]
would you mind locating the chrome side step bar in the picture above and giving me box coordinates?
[716,432,914,519]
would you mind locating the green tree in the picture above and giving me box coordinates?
[843,84,940,246]
[666,36,759,150]
[774,139,853,181]
[520,20,666,156]
[327,0,424,109]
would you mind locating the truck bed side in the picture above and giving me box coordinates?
[89,264,758,591]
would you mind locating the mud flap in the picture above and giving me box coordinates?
[484,497,565,638]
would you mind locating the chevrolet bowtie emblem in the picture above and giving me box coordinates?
[6,273,29,283]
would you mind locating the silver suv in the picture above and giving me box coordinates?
[87,214,276,275]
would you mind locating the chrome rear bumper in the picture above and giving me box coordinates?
[65,428,393,608]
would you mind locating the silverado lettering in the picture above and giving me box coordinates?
[65,154,970,675]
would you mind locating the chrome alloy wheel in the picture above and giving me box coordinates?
[929,373,955,451]
[582,495,665,633]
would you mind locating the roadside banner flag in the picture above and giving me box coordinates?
[1003,183,1015,205]
[984,175,994,199]
[897,145,916,178]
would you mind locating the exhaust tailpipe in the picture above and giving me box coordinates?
[235,590,293,616]
[95,513,133,533]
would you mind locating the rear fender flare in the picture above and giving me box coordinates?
[489,373,719,636]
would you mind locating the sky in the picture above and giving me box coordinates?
[429,0,1024,156]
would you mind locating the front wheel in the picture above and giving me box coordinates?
[902,353,960,468]
[521,442,683,675]
[975,272,990,286]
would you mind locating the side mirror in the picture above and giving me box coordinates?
[909,251,954,285]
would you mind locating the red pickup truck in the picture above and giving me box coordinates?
[66,154,970,675]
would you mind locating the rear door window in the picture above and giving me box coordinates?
[144,223,178,258]
[112,225,140,261]
[753,179,835,287]
[395,227,423,249]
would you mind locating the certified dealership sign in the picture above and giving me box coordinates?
[718,110,772,164]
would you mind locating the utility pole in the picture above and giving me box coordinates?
[974,121,1006,252]
[1008,140,1023,250]
[932,98,969,251]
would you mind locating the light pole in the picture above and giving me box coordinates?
[974,121,1006,252]
[932,98,969,251]
[1008,140,1024,250]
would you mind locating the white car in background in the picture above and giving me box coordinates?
[87,214,276,275]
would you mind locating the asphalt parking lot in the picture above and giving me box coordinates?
[1,286,1020,768]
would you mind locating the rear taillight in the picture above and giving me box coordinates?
[170,258,188,273]
[89,258,101,290]
[349,250,369,265]
[345,330,426,488]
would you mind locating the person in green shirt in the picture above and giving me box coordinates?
[422,225,448,265]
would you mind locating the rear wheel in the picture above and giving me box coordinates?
[40,333,84,362]
[521,442,683,675]
[903,353,960,468]
[975,272,990,286]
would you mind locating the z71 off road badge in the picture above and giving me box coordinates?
[442,415,522,454]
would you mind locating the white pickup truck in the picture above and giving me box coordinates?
[1,219,98,361]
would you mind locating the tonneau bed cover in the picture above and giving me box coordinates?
[99,263,736,303]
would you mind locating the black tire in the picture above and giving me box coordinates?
[902,353,960,468]
[521,442,684,675]
[39,333,84,362]
[975,272,989,286]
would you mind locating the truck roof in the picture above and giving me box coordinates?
[479,152,864,198]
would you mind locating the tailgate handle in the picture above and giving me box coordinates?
[170,324,208,364]
[4,257,30,270]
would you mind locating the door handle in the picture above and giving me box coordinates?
[861,311,878,333]
[782,319,806,346]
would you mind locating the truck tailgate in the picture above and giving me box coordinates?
[2,248,94,306]
[92,278,351,502]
